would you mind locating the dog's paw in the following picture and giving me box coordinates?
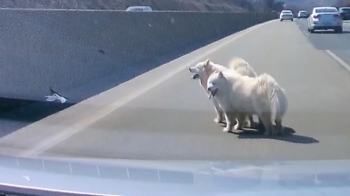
[214,117,223,123]
[223,127,231,132]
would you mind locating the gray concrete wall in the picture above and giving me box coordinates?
[0,10,275,101]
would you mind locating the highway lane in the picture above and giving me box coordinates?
[295,18,350,66]
[3,20,350,161]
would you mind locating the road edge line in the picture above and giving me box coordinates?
[325,50,350,73]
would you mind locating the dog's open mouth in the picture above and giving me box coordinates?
[208,89,218,99]
[191,73,199,79]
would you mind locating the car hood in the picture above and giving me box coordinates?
[0,156,350,196]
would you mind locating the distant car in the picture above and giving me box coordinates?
[298,10,309,18]
[307,7,343,33]
[338,7,350,20]
[126,6,153,12]
[280,10,294,21]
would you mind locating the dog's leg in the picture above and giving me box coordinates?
[259,113,274,136]
[252,99,267,131]
[244,114,255,128]
[215,110,225,124]
[234,113,246,130]
[223,111,236,132]
[275,119,284,135]
[256,117,265,132]
[213,99,225,124]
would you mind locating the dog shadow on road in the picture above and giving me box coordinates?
[229,126,319,144]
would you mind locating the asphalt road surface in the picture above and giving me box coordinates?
[2,19,350,161]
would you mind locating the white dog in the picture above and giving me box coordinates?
[189,58,258,127]
[206,70,287,135]
[257,73,288,134]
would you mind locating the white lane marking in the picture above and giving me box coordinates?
[18,19,277,157]
[294,20,309,36]
[325,50,350,73]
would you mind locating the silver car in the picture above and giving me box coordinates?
[126,6,153,12]
[298,10,308,18]
[280,10,294,21]
[307,6,343,33]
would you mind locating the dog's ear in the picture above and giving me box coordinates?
[204,59,210,66]
[218,71,224,78]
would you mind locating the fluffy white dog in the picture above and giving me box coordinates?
[206,69,288,135]
[189,58,258,127]
[257,73,288,134]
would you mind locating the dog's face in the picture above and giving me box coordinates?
[207,71,225,99]
[188,59,211,88]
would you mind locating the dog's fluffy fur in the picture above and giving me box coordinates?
[189,58,257,126]
[206,69,287,135]
[256,73,288,134]
[228,58,258,78]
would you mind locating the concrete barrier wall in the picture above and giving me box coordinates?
[0,10,275,101]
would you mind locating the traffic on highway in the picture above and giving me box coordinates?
[280,7,349,33]
[280,6,350,34]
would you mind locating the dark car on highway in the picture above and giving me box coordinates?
[339,7,350,20]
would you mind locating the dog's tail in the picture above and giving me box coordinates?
[228,57,249,70]
[257,73,287,123]
[228,58,258,77]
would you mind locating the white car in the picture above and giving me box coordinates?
[307,7,343,33]
[126,6,153,12]
[297,10,308,18]
[280,10,294,21]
